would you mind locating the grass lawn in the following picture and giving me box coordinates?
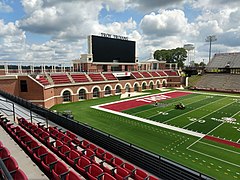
[51,89,240,180]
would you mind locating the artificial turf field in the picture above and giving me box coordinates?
[51,89,240,180]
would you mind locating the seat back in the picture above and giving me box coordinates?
[0,147,10,159]
[4,156,19,173]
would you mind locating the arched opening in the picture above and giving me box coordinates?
[157,81,160,88]
[150,82,154,89]
[93,87,100,98]
[134,84,139,92]
[62,90,71,102]
[105,86,111,95]
[162,81,167,87]
[126,84,130,92]
[79,89,86,100]
[115,85,121,93]
[142,82,146,90]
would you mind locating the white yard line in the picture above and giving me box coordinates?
[197,141,240,155]
[163,97,228,123]
[183,100,236,129]
[237,139,240,143]
[187,148,240,168]
[91,105,205,138]
[205,110,240,136]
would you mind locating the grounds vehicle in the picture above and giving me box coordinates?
[175,103,185,110]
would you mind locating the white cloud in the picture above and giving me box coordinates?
[0,1,13,13]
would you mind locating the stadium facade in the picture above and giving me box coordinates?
[0,34,182,108]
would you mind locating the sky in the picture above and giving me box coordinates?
[0,0,240,64]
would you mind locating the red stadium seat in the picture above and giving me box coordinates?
[11,169,28,180]
[96,148,105,159]
[62,135,72,145]
[80,140,90,149]
[59,145,71,159]
[86,164,104,180]
[50,140,63,153]
[52,161,69,180]
[20,135,33,149]
[33,146,48,163]
[113,166,130,180]
[66,149,80,166]
[88,144,97,151]
[83,149,95,161]
[111,157,124,167]
[104,152,114,164]
[39,131,50,144]
[3,156,19,174]
[75,156,91,174]
[101,173,116,180]
[0,147,10,160]
[66,130,76,139]
[16,130,27,142]
[56,132,65,140]
[41,153,57,174]
[65,170,82,180]
[134,169,148,180]
[121,162,135,175]
[33,128,44,137]
[26,140,40,154]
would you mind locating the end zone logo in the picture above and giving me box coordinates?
[136,95,171,103]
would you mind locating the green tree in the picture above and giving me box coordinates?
[154,48,187,68]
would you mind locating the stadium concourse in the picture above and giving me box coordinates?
[0,95,158,180]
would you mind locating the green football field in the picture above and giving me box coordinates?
[51,90,240,180]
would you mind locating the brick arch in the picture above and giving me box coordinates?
[76,87,89,94]
[91,85,102,93]
[60,88,74,96]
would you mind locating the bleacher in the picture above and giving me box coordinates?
[1,112,158,180]
[139,72,152,78]
[88,73,105,82]
[149,72,159,77]
[71,73,89,83]
[164,70,178,76]
[195,74,240,91]
[36,75,50,85]
[50,74,71,84]
[0,140,28,180]
[102,73,117,81]
[131,72,143,79]
[157,71,167,76]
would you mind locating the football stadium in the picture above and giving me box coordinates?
[0,32,240,180]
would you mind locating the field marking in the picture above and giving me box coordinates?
[147,95,207,119]
[205,110,240,136]
[183,100,236,129]
[163,97,228,123]
[237,139,240,143]
[198,141,240,155]
[187,147,240,168]
[91,105,205,138]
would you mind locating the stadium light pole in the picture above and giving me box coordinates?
[205,35,217,63]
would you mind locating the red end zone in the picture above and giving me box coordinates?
[100,91,192,111]
[204,135,240,148]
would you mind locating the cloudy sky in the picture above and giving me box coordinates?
[0,0,240,64]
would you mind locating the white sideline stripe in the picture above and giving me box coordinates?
[187,90,240,98]
[91,105,205,138]
[237,139,240,143]
[187,148,240,168]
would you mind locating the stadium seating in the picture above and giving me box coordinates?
[75,156,91,174]
[132,72,143,78]
[36,75,50,85]
[71,73,89,83]
[0,147,11,160]
[11,169,28,180]
[3,156,19,174]
[113,166,130,180]
[86,164,104,180]
[149,71,159,77]
[51,161,69,179]
[139,71,152,78]
[164,70,178,76]
[157,71,167,76]
[103,73,117,80]
[88,73,105,81]
[50,74,71,84]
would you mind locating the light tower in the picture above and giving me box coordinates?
[183,44,195,66]
[205,35,217,63]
